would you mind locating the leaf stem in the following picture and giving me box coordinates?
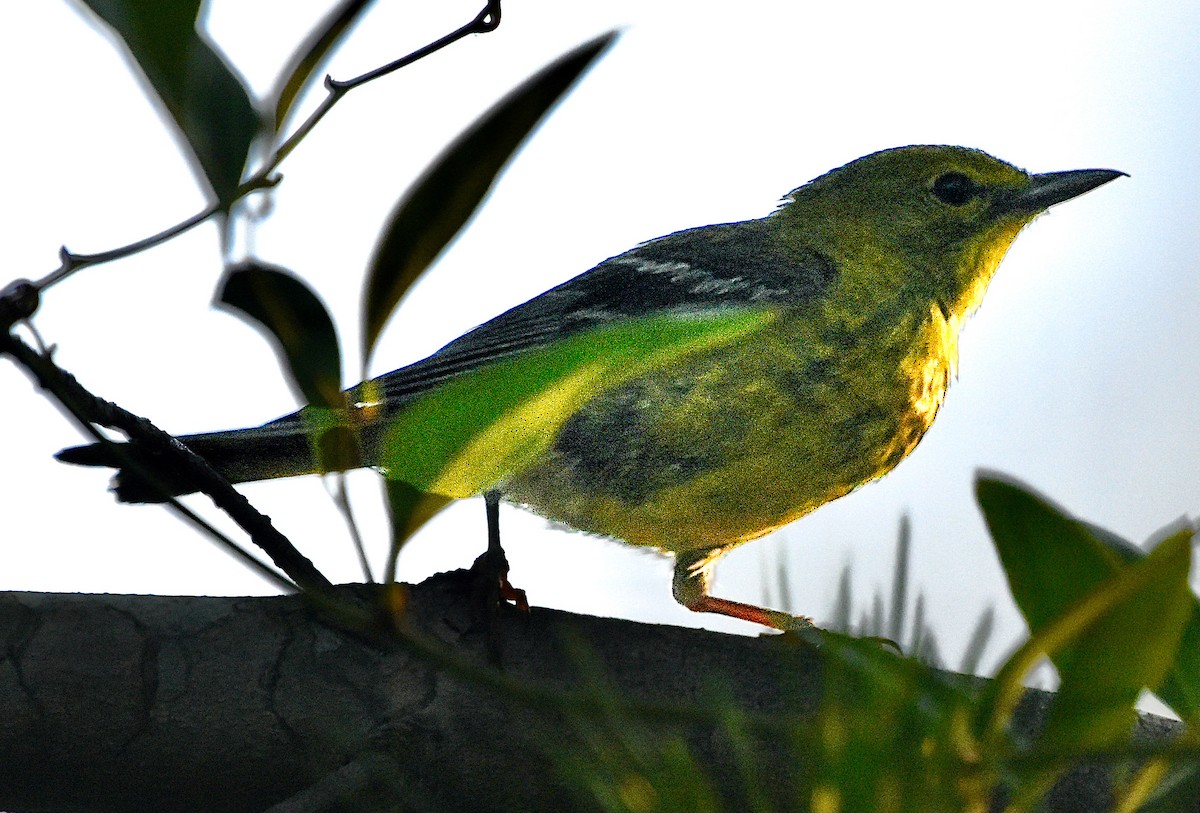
[267,0,500,173]
[30,0,503,294]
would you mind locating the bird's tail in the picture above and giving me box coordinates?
[56,420,330,503]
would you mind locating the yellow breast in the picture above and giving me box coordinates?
[502,306,958,554]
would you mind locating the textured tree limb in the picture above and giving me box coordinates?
[0,575,1186,813]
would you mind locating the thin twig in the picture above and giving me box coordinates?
[266,0,499,171]
[0,330,329,595]
[36,206,216,291]
[33,1,502,293]
[34,173,280,292]
[329,474,374,582]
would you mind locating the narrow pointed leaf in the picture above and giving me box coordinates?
[377,309,774,497]
[383,480,453,579]
[958,605,994,677]
[828,564,853,633]
[270,0,376,131]
[362,31,618,363]
[218,261,343,410]
[74,0,259,205]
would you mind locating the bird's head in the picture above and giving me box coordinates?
[779,145,1123,324]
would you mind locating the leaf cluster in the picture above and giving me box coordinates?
[555,479,1198,812]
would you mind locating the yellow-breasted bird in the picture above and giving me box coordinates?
[58,145,1123,630]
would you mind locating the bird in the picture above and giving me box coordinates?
[58,145,1124,630]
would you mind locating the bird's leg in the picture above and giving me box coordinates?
[469,490,528,612]
[672,549,812,632]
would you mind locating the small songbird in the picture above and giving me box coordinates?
[59,145,1124,630]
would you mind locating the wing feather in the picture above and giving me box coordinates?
[369,216,837,407]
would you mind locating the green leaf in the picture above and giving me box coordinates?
[291,406,364,480]
[361,31,619,364]
[375,309,775,499]
[977,475,1194,751]
[75,0,259,205]
[1151,591,1200,725]
[978,476,1124,667]
[1038,528,1190,752]
[382,479,453,581]
[269,0,376,132]
[218,261,343,409]
[811,633,984,812]
[1083,519,1200,724]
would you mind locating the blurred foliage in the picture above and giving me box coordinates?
[557,477,1197,812]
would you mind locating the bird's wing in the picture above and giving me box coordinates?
[369,217,837,404]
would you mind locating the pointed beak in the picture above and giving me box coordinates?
[1003,168,1127,214]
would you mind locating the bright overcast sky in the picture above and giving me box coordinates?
[3,1,1198,672]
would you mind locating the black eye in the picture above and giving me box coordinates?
[931,172,975,206]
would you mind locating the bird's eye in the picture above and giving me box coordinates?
[931,172,975,206]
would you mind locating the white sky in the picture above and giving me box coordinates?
[2,0,1197,674]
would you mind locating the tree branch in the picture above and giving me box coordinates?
[0,329,327,595]
[0,577,1182,813]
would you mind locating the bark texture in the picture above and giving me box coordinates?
[0,573,1185,813]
